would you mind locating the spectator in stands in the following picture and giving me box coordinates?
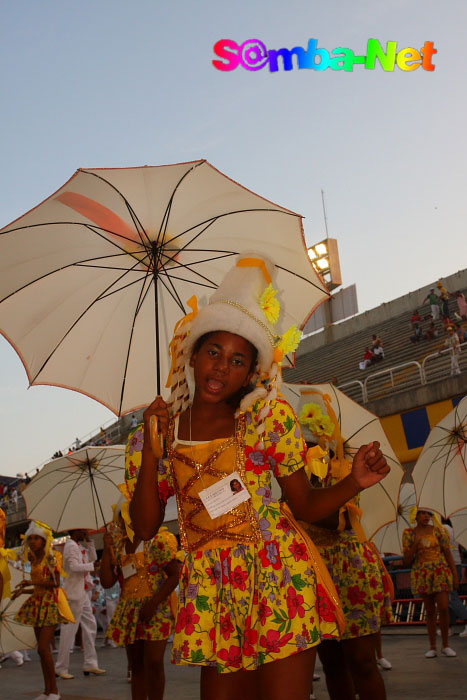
[10,488,18,512]
[423,322,438,341]
[411,310,423,328]
[372,341,385,361]
[422,288,441,321]
[372,334,383,349]
[453,290,467,320]
[440,325,462,376]
[437,281,451,319]
[360,347,375,370]
[74,437,81,451]
[454,323,467,344]
[410,324,423,343]
[130,414,138,428]
[442,315,453,332]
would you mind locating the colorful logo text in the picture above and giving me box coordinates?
[213,38,437,73]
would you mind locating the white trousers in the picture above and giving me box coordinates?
[55,594,98,673]
[450,352,461,375]
[431,304,440,320]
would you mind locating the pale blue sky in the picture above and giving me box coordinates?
[1,1,466,476]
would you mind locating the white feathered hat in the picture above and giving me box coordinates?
[166,253,302,431]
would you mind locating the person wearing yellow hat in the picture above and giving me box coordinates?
[440,324,462,376]
[403,508,458,658]
[128,254,391,700]
[13,521,74,700]
[100,463,180,699]
[296,392,393,700]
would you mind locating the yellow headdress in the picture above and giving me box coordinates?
[409,507,442,527]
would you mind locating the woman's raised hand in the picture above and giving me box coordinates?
[350,441,390,490]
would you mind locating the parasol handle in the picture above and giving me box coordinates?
[149,415,164,459]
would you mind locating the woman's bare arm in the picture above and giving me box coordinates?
[277,442,390,523]
[130,397,169,540]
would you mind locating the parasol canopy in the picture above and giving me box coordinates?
[372,482,416,556]
[0,562,36,654]
[412,396,467,517]
[0,160,328,415]
[22,446,125,532]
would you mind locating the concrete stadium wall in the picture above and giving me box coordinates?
[298,267,467,356]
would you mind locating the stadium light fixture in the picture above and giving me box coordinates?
[307,238,342,291]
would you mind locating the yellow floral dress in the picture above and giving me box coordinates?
[106,528,177,646]
[126,398,345,674]
[303,467,393,640]
[402,526,453,595]
[15,554,70,627]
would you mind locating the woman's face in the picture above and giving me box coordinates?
[416,510,432,526]
[190,331,256,405]
[27,534,46,553]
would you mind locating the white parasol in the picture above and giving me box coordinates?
[0,562,36,654]
[22,446,125,531]
[412,396,467,517]
[0,160,328,415]
[372,482,416,555]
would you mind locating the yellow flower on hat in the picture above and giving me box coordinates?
[300,403,324,426]
[280,325,302,354]
[260,283,280,325]
[300,403,335,438]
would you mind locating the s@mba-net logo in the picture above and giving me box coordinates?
[212,38,437,73]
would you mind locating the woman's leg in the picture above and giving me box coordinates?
[128,641,145,700]
[374,629,383,659]
[258,647,316,700]
[35,626,58,695]
[422,594,437,650]
[143,639,167,700]
[200,666,259,700]
[342,635,386,700]
[318,640,355,700]
[435,592,451,648]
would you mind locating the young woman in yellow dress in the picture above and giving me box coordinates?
[100,478,180,700]
[14,521,74,700]
[403,508,458,658]
[296,392,393,700]
[128,255,390,700]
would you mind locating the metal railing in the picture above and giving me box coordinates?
[364,361,425,400]
[337,379,367,403]
[422,340,467,380]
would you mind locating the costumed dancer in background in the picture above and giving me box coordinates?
[0,506,11,602]
[100,472,180,700]
[13,521,74,700]
[403,508,458,658]
[128,254,390,700]
[297,392,393,700]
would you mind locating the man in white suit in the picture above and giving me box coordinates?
[55,530,106,679]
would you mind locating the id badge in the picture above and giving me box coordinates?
[199,471,250,520]
[122,562,137,579]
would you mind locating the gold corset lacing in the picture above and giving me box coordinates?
[167,414,262,553]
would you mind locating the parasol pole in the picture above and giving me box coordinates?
[86,458,108,531]
[152,241,161,395]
